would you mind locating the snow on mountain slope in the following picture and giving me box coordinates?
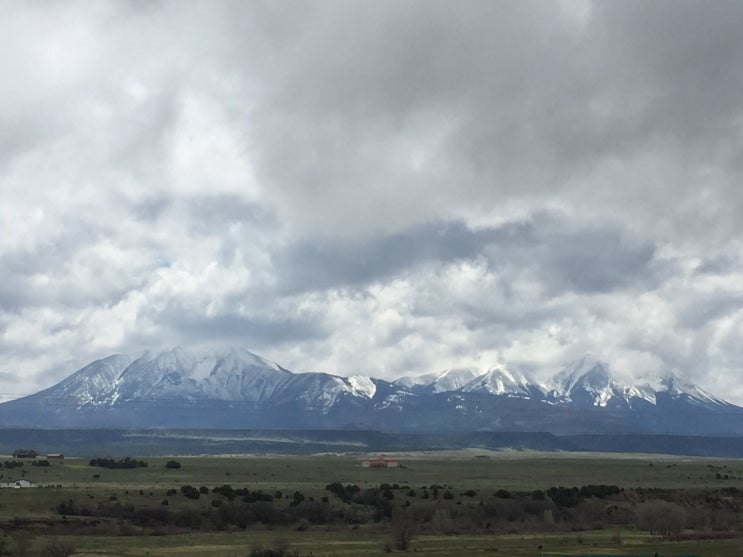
[549,354,605,395]
[48,347,292,406]
[33,347,389,413]
[391,356,729,411]
[549,355,657,408]
[655,373,729,407]
[24,348,738,420]
[429,368,482,393]
[48,354,135,405]
[114,347,213,401]
[394,372,439,388]
[462,366,542,397]
[347,375,377,399]
[271,372,369,413]
[201,347,292,403]
[396,368,481,392]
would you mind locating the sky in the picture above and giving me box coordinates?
[2,1,743,402]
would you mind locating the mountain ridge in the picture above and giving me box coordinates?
[0,346,738,435]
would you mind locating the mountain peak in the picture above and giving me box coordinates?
[462,366,538,397]
[549,356,646,408]
[147,346,282,373]
[5,348,738,434]
[393,367,480,392]
[46,353,136,405]
[655,372,727,407]
[551,355,610,393]
[430,368,482,392]
[40,346,292,406]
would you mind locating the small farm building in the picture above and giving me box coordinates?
[0,479,34,489]
[361,457,399,468]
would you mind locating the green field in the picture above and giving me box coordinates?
[1,450,743,556]
[37,529,743,557]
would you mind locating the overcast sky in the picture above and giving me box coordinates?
[2,0,743,401]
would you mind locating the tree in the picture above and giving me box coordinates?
[390,509,415,551]
[635,501,686,540]
[248,538,298,557]
[180,485,200,499]
[42,539,76,557]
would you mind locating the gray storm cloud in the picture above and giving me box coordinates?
[1,1,743,402]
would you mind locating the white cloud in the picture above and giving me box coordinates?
[1,1,743,404]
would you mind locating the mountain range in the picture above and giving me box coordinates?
[0,347,740,435]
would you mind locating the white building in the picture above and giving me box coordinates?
[0,479,35,489]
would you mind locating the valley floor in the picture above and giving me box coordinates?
[38,529,743,556]
[1,451,743,556]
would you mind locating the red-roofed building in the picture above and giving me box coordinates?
[361,457,399,468]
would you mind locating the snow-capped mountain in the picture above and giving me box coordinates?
[267,372,380,413]
[1,348,741,435]
[49,354,136,405]
[547,355,657,409]
[655,373,729,408]
[461,366,542,398]
[397,367,481,393]
[544,355,728,411]
[49,347,293,406]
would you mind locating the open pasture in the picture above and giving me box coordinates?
[5,450,743,492]
[1,451,743,556]
[38,529,743,557]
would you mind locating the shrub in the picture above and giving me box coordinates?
[578,484,620,499]
[249,538,298,557]
[89,457,147,469]
[11,532,34,557]
[57,500,78,515]
[213,485,236,500]
[546,487,579,508]
[180,485,200,499]
[390,509,415,551]
[635,501,686,539]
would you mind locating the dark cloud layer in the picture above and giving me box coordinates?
[276,218,655,296]
[1,1,743,401]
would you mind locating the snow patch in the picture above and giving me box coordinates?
[347,376,376,399]
[430,368,482,392]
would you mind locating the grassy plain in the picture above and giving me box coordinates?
[1,450,743,556]
[40,529,743,557]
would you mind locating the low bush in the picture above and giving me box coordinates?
[89,457,147,469]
